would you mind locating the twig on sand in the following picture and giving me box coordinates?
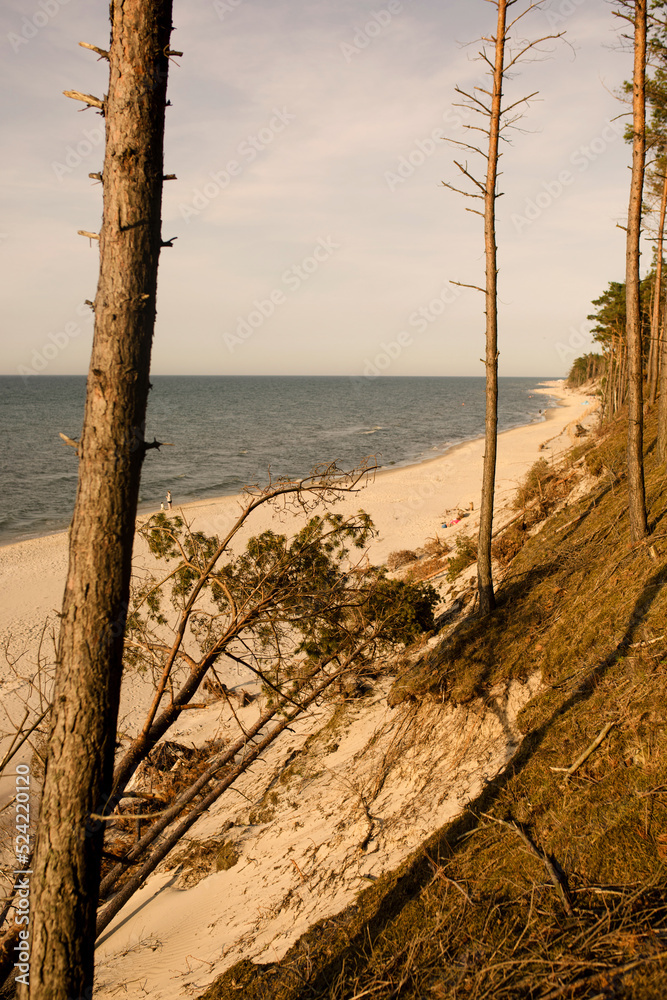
[291,859,307,882]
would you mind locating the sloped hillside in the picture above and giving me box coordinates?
[201,409,667,1000]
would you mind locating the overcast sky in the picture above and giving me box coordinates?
[0,0,644,378]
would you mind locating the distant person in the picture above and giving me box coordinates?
[166,490,172,510]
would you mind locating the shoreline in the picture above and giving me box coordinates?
[372,384,564,483]
[0,378,560,551]
[164,380,595,560]
[0,378,600,997]
[138,381,567,529]
[0,379,599,652]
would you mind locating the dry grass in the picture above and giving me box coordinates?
[512,456,563,514]
[163,827,237,888]
[405,552,450,583]
[387,549,419,571]
[389,537,451,583]
[491,522,526,566]
[199,408,667,1000]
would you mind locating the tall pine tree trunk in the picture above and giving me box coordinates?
[477,0,506,615]
[658,217,667,459]
[648,169,667,406]
[23,4,173,998]
[658,310,667,459]
[626,0,649,541]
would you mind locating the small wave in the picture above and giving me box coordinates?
[1,375,554,546]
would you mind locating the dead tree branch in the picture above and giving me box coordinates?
[63,89,105,111]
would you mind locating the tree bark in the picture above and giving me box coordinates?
[626,0,649,541]
[658,307,667,458]
[477,0,506,615]
[607,335,618,417]
[648,170,667,406]
[23,4,173,999]
[658,243,667,459]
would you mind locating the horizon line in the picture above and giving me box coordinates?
[1,372,566,379]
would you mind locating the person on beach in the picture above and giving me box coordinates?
[166,490,172,510]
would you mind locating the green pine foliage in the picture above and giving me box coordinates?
[125,510,438,696]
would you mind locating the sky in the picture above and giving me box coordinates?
[0,0,647,378]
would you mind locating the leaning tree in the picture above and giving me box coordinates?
[22,4,178,999]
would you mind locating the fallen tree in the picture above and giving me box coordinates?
[89,468,438,932]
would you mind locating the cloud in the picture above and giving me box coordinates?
[0,0,643,376]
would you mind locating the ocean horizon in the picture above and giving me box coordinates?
[0,374,561,546]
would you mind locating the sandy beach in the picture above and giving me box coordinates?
[0,378,600,998]
[0,379,597,652]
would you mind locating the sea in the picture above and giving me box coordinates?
[0,375,559,546]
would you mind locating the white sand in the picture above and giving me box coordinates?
[0,380,597,649]
[162,380,597,568]
[0,379,599,998]
[93,672,542,998]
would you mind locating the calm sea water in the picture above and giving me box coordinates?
[0,375,557,545]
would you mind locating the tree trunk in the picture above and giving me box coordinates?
[477,0,506,615]
[626,0,649,541]
[618,339,628,413]
[606,339,616,418]
[658,308,667,459]
[23,4,173,999]
[647,279,656,399]
[649,170,667,406]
